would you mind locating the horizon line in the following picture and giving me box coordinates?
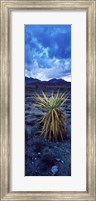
[25,76,71,83]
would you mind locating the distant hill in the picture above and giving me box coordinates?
[25,77,41,84]
[49,78,70,84]
[25,77,71,88]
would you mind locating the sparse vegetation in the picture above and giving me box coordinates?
[33,91,69,141]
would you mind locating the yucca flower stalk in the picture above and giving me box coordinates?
[33,91,69,141]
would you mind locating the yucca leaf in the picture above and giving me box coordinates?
[53,109,60,122]
[42,91,49,103]
[35,95,48,106]
[51,110,55,135]
[55,89,60,99]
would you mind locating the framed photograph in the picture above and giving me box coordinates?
[0,0,96,200]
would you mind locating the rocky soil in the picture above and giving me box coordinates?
[25,86,71,176]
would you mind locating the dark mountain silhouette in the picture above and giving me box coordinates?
[49,78,69,84]
[25,77,71,88]
[25,77,41,84]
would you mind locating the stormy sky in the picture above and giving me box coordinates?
[25,25,71,82]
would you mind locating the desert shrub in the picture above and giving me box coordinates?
[33,91,69,141]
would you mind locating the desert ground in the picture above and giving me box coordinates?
[25,85,71,176]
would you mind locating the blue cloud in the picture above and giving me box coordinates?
[25,25,71,81]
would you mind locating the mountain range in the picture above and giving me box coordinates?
[25,77,71,88]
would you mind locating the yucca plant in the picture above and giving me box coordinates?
[33,90,69,141]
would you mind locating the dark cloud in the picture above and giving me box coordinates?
[25,25,71,81]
